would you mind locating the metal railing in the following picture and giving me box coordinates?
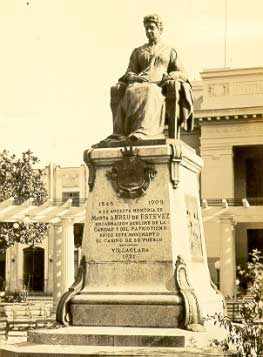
[0,197,88,208]
[202,197,263,208]
[55,198,88,207]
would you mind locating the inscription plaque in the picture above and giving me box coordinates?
[88,198,170,262]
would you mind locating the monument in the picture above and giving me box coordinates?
[0,14,224,356]
[55,14,224,331]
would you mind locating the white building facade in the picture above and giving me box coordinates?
[182,66,263,298]
[1,164,89,303]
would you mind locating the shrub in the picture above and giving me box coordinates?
[210,249,263,356]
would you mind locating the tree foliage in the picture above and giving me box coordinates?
[211,249,263,356]
[0,150,48,252]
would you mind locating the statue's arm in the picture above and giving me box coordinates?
[111,49,141,112]
[126,48,140,75]
[119,48,148,84]
[166,49,188,82]
[118,49,139,83]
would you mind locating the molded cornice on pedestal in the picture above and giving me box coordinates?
[84,141,203,183]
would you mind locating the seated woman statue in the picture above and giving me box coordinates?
[106,14,193,142]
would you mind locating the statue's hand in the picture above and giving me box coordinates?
[165,71,188,82]
[127,73,149,83]
[135,75,149,83]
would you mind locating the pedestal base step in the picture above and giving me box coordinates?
[0,325,228,356]
[28,326,186,347]
[0,344,224,357]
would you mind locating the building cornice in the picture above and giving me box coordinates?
[200,67,263,79]
[194,106,263,122]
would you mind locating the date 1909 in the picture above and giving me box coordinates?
[98,200,164,207]
[148,199,164,205]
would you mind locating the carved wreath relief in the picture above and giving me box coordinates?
[106,147,157,199]
[185,195,203,258]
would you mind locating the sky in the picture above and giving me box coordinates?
[0,0,262,167]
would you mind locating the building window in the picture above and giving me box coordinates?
[74,223,84,247]
[246,159,263,198]
[23,247,44,292]
[74,249,80,279]
[247,229,263,261]
[62,191,80,207]
[73,224,84,278]
[234,146,263,201]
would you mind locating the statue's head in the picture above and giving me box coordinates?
[143,14,163,43]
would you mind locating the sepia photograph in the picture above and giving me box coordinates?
[0,0,263,356]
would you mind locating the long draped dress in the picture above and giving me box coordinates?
[112,42,184,140]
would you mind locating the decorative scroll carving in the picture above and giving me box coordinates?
[169,143,182,189]
[174,255,205,331]
[106,146,157,199]
[185,195,203,258]
[83,148,96,192]
[56,256,86,326]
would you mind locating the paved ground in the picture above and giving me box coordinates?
[0,344,226,356]
[0,330,27,345]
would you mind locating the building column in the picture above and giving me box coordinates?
[52,223,63,311]
[47,225,54,294]
[16,243,23,290]
[61,218,75,294]
[52,219,75,311]
[5,247,12,292]
[220,217,236,298]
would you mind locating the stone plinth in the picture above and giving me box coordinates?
[57,140,223,328]
[0,324,227,356]
[28,326,185,347]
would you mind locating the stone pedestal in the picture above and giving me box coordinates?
[57,140,223,328]
[0,141,226,357]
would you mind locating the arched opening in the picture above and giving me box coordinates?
[23,246,44,292]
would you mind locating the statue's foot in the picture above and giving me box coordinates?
[102,134,127,142]
[187,324,206,332]
[128,134,140,141]
[92,134,128,148]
